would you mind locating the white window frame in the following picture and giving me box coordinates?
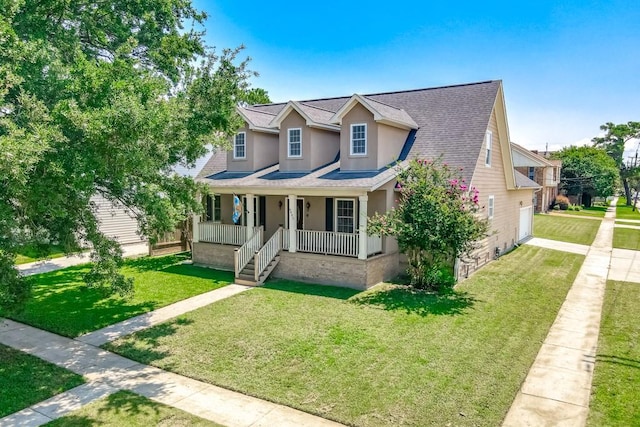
[488,195,495,220]
[350,123,367,156]
[233,132,246,159]
[288,128,302,158]
[485,131,492,167]
[335,198,356,234]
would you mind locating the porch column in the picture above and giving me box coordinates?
[246,193,255,240]
[288,194,297,253]
[358,195,368,260]
[192,212,200,243]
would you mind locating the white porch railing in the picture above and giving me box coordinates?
[254,227,283,281]
[367,234,383,256]
[297,230,358,256]
[199,222,261,246]
[234,226,263,277]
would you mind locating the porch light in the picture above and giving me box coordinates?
[278,200,283,210]
[306,201,311,210]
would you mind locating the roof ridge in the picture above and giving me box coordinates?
[248,80,498,107]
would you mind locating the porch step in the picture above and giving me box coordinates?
[235,256,280,287]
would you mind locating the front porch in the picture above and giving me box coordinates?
[192,191,398,288]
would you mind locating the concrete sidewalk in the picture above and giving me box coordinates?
[0,318,344,427]
[17,242,149,276]
[76,284,252,346]
[502,199,617,426]
[524,237,590,255]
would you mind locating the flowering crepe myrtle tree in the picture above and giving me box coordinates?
[368,158,489,290]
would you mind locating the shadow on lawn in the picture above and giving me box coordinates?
[349,285,477,316]
[596,354,640,370]
[262,280,361,300]
[105,318,193,366]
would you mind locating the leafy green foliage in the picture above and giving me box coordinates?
[368,159,488,290]
[0,0,264,308]
[553,146,619,198]
[592,121,640,205]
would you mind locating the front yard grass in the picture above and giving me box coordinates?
[0,344,85,418]
[613,227,640,250]
[534,214,601,245]
[588,281,640,426]
[15,244,66,265]
[550,206,607,218]
[45,390,222,427]
[0,254,233,337]
[106,246,584,427]
[616,197,640,220]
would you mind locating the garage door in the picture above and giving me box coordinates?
[519,206,533,241]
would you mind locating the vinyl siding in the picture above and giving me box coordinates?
[90,194,146,244]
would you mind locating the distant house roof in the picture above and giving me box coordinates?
[511,143,558,167]
[199,80,511,191]
[514,170,542,188]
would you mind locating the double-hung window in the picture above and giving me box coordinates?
[234,132,246,159]
[488,195,495,220]
[336,199,355,233]
[485,131,492,167]
[350,124,367,155]
[204,195,221,222]
[528,167,535,180]
[288,128,302,157]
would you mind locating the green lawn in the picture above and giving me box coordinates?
[45,390,222,426]
[550,206,608,218]
[106,246,584,427]
[15,244,66,265]
[613,227,640,250]
[0,344,85,418]
[1,254,234,337]
[534,214,601,245]
[616,197,640,220]
[588,281,640,426]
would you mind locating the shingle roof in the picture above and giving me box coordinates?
[199,80,502,190]
[514,170,542,188]
[295,102,336,126]
[511,142,555,167]
[238,107,277,129]
[196,149,226,179]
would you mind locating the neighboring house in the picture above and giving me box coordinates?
[90,194,149,248]
[194,80,538,288]
[511,143,561,213]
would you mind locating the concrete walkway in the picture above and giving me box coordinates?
[503,199,617,426]
[613,223,640,230]
[524,237,590,255]
[0,318,344,427]
[17,242,149,276]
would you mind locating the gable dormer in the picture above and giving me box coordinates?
[331,95,418,171]
[227,107,279,172]
[270,101,340,172]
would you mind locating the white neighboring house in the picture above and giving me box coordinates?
[90,194,148,248]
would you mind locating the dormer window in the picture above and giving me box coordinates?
[288,128,302,158]
[350,124,367,155]
[234,132,246,159]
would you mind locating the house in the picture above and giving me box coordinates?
[511,143,561,213]
[193,80,538,288]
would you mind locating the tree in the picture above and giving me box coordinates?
[368,159,488,291]
[552,146,620,203]
[0,0,263,310]
[592,121,640,205]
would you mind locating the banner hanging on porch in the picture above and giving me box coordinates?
[232,194,242,224]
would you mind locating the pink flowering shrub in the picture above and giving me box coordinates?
[368,158,488,291]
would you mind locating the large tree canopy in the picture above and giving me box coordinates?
[0,0,265,309]
[553,146,620,200]
[592,121,640,205]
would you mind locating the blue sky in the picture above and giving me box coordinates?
[192,0,639,155]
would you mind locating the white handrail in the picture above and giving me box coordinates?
[234,226,263,277]
[199,222,247,245]
[254,227,283,281]
[297,229,358,257]
[367,234,382,256]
